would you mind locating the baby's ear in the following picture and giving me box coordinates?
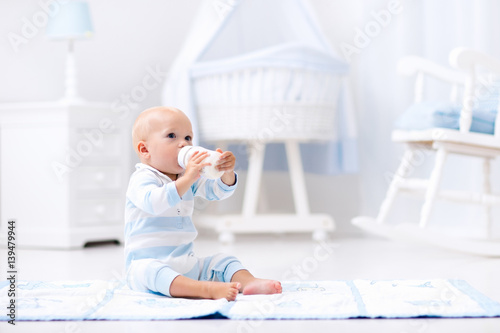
[137,141,150,159]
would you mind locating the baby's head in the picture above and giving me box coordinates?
[132,106,194,178]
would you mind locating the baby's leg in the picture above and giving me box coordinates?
[231,270,282,295]
[170,275,240,301]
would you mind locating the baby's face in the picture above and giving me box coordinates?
[145,110,193,178]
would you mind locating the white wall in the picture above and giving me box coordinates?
[0,0,363,236]
[2,0,499,237]
[0,0,201,103]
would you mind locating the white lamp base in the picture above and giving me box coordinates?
[62,39,84,104]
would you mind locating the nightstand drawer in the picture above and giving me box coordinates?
[74,198,123,225]
[73,166,122,191]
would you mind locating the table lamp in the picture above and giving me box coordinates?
[46,0,94,103]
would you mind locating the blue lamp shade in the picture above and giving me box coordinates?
[46,1,94,40]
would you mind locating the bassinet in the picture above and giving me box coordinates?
[192,66,342,143]
[188,45,349,242]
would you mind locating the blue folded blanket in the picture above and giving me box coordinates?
[395,101,497,134]
[395,84,499,134]
[1,279,499,321]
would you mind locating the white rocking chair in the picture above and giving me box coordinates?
[353,48,500,256]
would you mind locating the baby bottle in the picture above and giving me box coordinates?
[177,146,224,179]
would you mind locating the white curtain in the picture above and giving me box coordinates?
[351,0,500,235]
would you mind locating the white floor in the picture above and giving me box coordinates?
[2,233,500,333]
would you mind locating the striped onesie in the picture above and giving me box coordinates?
[124,163,244,296]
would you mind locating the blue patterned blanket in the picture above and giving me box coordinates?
[1,279,499,321]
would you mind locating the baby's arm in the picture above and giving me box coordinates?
[127,173,180,216]
[191,149,238,201]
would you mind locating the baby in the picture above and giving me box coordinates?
[125,106,282,301]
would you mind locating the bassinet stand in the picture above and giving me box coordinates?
[195,139,335,243]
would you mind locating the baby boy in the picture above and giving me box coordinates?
[124,106,282,300]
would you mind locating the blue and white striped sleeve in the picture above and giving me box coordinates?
[126,170,181,216]
[191,173,238,201]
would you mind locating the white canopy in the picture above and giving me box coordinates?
[162,0,357,174]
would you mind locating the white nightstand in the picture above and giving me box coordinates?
[0,101,130,249]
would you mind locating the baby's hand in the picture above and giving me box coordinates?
[215,149,235,173]
[216,149,236,186]
[184,151,210,182]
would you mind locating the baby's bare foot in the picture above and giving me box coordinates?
[207,282,241,301]
[242,279,282,295]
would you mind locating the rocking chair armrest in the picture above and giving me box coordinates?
[397,55,466,85]
[450,47,500,75]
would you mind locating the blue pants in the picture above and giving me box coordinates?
[126,253,245,297]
